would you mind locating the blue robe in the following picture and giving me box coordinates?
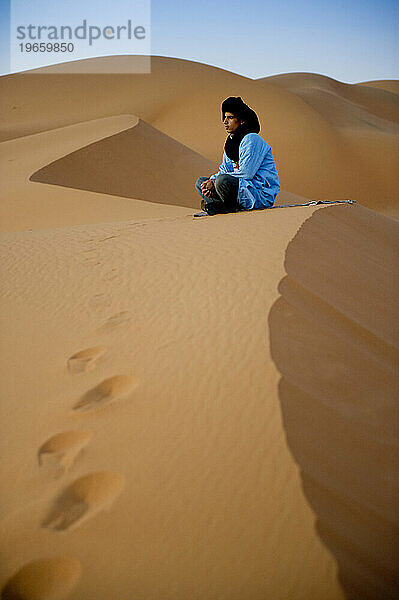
[210,133,280,209]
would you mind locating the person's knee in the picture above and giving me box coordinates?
[214,173,230,189]
[214,173,236,192]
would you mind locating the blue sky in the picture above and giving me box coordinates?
[0,0,398,81]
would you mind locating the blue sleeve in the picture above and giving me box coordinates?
[209,152,233,179]
[229,135,266,180]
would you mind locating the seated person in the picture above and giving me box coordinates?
[195,96,280,215]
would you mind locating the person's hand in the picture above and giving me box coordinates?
[201,179,215,198]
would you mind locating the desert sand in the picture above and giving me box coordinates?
[0,56,398,600]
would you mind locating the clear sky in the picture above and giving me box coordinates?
[0,0,398,82]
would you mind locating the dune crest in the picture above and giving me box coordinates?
[0,115,190,232]
[356,80,399,95]
[269,204,399,599]
[29,119,217,209]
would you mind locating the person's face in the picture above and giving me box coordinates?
[223,112,244,134]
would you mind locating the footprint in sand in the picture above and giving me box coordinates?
[72,375,137,413]
[38,431,94,476]
[42,471,125,532]
[67,346,107,374]
[97,311,130,332]
[1,556,81,600]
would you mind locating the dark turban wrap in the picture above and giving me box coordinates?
[222,97,260,163]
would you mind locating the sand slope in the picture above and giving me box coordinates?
[1,202,397,598]
[356,80,399,95]
[263,72,399,125]
[30,119,218,210]
[262,72,399,218]
[1,206,351,600]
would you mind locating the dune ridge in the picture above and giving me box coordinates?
[262,72,399,125]
[269,204,399,600]
[356,80,399,95]
[30,119,218,209]
[0,115,191,232]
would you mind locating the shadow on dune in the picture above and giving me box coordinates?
[30,120,218,209]
[268,205,399,600]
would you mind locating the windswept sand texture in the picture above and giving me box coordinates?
[0,56,398,598]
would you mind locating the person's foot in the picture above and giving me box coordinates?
[199,200,228,216]
[193,210,208,217]
[200,198,214,215]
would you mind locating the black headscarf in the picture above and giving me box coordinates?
[222,97,260,162]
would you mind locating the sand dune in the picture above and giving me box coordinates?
[1,207,350,599]
[1,55,398,599]
[30,119,218,210]
[263,72,399,124]
[1,56,397,215]
[1,201,398,598]
[357,80,399,95]
[0,115,191,232]
[262,72,399,218]
[0,105,309,232]
[269,204,399,599]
